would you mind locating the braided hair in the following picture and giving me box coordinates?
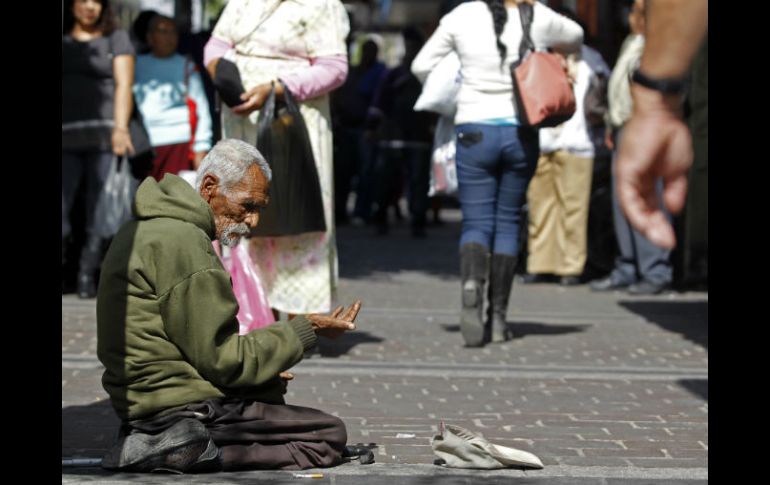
[483,0,508,68]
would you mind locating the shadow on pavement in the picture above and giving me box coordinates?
[678,378,708,402]
[617,300,708,350]
[62,400,121,459]
[318,331,385,357]
[440,321,590,338]
[337,222,461,280]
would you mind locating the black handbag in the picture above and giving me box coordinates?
[250,82,327,237]
[212,58,247,108]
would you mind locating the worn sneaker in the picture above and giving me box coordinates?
[102,418,218,473]
[432,422,543,469]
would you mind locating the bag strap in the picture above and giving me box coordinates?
[517,2,535,59]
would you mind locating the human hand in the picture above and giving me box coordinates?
[306,300,362,339]
[232,80,285,116]
[111,127,135,157]
[615,85,692,250]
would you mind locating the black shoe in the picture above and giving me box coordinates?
[559,275,581,286]
[518,273,552,284]
[628,279,670,295]
[590,276,632,292]
[343,444,376,465]
[102,419,219,473]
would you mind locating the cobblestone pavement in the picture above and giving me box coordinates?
[63,211,707,483]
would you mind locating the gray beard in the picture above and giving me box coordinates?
[219,223,250,248]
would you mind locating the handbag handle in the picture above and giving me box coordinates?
[517,3,535,59]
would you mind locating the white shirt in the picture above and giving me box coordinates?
[412,1,583,125]
[540,45,610,158]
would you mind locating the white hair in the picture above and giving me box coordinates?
[195,139,272,194]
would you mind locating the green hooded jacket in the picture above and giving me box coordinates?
[96,174,317,421]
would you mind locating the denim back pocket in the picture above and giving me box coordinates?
[457,130,483,147]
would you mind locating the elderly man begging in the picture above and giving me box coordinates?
[97,139,361,473]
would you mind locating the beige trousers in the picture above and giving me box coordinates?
[526,151,593,276]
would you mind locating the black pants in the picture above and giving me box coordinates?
[125,399,348,471]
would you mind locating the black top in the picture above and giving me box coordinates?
[62,30,135,150]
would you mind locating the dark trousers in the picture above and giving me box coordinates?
[373,143,432,229]
[125,399,348,471]
[62,150,113,241]
[62,150,114,276]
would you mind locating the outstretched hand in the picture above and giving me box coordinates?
[307,300,362,339]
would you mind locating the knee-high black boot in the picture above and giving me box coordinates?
[459,242,489,347]
[487,253,518,342]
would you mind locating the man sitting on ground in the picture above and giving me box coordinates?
[97,139,362,473]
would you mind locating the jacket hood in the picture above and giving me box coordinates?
[133,174,216,239]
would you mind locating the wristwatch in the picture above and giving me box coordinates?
[631,68,686,95]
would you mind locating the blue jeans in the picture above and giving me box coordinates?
[455,123,539,256]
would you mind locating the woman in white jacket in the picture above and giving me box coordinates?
[412,0,582,346]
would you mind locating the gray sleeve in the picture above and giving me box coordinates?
[110,30,135,57]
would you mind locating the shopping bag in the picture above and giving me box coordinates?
[428,116,458,197]
[251,82,327,237]
[92,156,139,238]
[212,240,275,334]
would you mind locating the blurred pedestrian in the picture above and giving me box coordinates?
[62,0,135,298]
[590,0,672,295]
[412,0,582,346]
[134,15,213,181]
[522,10,610,287]
[204,0,349,317]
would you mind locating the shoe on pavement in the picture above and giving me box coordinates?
[559,275,581,286]
[628,279,670,295]
[518,273,552,284]
[590,275,632,292]
[102,418,219,473]
[432,421,544,469]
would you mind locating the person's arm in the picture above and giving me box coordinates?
[112,54,135,156]
[615,0,708,249]
[411,12,456,83]
[231,54,348,116]
[279,54,348,102]
[542,4,584,55]
[162,267,361,389]
[203,36,231,80]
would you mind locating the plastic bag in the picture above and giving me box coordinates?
[413,52,461,117]
[251,82,326,237]
[92,156,139,238]
[428,116,458,197]
[213,240,275,335]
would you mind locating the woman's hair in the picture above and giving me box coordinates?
[482,0,508,68]
[195,139,272,194]
[63,0,117,35]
